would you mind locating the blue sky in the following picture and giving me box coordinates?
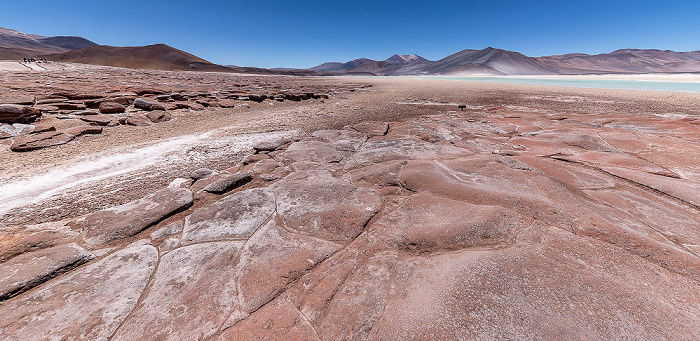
[1,0,699,68]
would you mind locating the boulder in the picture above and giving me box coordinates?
[133,97,166,111]
[10,131,74,152]
[145,110,172,123]
[98,101,126,113]
[81,187,193,245]
[125,113,153,126]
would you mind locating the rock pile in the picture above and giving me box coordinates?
[2,105,699,339]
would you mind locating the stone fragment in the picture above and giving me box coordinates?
[203,172,252,193]
[79,114,114,126]
[133,97,165,111]
[98,101,125,113]
[181,188,275,245]
[10,131,74,152]
[0,245,157,340]
[0,222,79,263]
[145,110,172,123]
[125,113,153,126]
[81,187,193,245]
[111,242,242,341]
[74,109,100,115]
[0,244,94,300]
[65,125,103,136]
[272,171,382,241]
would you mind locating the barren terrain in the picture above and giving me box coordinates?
[1,64,700,340]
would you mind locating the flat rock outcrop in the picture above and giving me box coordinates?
[2,101,700,340]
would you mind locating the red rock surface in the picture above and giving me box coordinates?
[0,69,699,340]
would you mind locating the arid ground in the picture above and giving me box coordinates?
[1,64,700,340]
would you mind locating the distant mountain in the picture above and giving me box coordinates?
[536,49,700,74]
[44,44,233,72]
[37,36,97,50]
[0,27,97,59]
[311,47,700,75]
[384,54,429,63]
[309,58,375,72]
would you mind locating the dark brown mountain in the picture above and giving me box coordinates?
[0,27,97,59]
[44,44,233,72]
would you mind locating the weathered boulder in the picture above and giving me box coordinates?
[98,101,125,113]
[0,244,94,300]
[145,110,172,123]
[0,245,157,340]
[81,187,193,245]
[125,113,153,126]
[133,97,165,111]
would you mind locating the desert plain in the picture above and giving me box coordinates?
[1,63,700,340]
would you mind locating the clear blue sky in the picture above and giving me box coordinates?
[1,0,699,68]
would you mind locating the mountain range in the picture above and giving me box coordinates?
[2,26,700,75]
[312,47,700,75]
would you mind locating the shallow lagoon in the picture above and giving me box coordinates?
[423,75,700,93]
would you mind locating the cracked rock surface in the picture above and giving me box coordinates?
[1,75,700,340]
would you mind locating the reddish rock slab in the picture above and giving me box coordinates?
[387,194,523,253]
[145,110,172,123]
[346,136,468,169]
[181,188,275,245]
[353,121,388,136]
[125,113,153,126]
[235,221,341,315]
[0,244,94,300]
[0,245,158,341]
[133,97,166,111]
[79,114,114,126]
[81,187,193,245]
[0,104,42,123]
[111,242,242,341]
[272,171,382,241]
[65,124,103,136]
[98,101,125,114]
[9,130,74,152]
[371,228,700,340]
[217,296,319,341]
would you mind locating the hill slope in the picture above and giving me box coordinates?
[44,44,233,72]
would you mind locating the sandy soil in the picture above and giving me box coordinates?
[3,72,700,225]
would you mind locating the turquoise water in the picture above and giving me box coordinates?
[424,76,700,93]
